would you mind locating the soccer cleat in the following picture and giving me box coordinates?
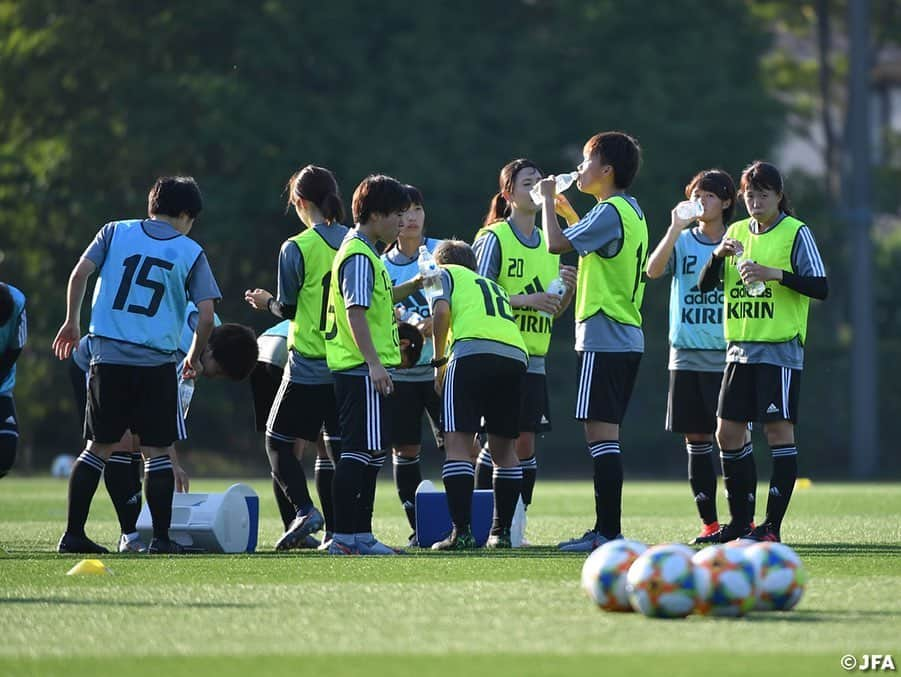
[746,522,781,543]
[407,532,419,548]
[689,521,721,545]
[486,529,512,549]
[57,533,109,554]
[326,539,358,555]
[118,534,148,553]
[274,507,324,551]
[557,529,621,553]
[356,534,401,555]
[299,534,321,549]
[147,538,185,554]
[316,532,333,552]
[431,526,478,551]
[694,522,752,544]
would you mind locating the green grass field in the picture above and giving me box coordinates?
[1,478,899,677]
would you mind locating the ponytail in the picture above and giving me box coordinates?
[778,194,794,217]
[320,192,346,224]
[483,192,509,227]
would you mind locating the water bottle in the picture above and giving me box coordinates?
[675,199,704,220]
[530,171,579,206]
[402,310,423,326]
[539,276,567,319]
[418,245,443,299]
[736,257,766,297]
[178,376,195,418]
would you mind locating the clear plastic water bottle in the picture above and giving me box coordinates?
[401,310,423,326]
[418,245,443,299]
[530,171,579,206]
[539,276,567,319]
[178,376,195,418]
[675,199,704,220]
[736,257,766,297]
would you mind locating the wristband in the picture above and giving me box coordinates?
[430,357,448,368]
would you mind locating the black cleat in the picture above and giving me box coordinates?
[431,526,477,551]
[745,522,781,543]
[57,533,109,554]
[486,528,512,549]
[148,537,185,554]
[692,522,752,545]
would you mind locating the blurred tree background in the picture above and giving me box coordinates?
[1,0,898,479]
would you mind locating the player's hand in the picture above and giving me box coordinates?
[714,237,743,259]
[527,292,562,315]
[173,463,190,493]
[181,353,200,380]
[537,176,557,199]
[368,361,394,396]
[558,265,578,290]
[738,261,781,284]
[554,194,579,224]
[417,316,434,338]
[670,205,694,230]
[52,321,80,360]
[244,288,273,311]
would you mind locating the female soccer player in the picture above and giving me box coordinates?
[698,161,827,543]
[646,169,739,543]
[381,185,443,546]
[245,165,348,550]
[472,160,576,541]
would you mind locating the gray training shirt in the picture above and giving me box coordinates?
[277,223,348,384]
[82,219,221,366]
[562,196,645,353]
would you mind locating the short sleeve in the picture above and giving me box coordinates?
[428,270,453,313]
[473,232,501,281]
[340,254,374,308]
[791,226,827,278]
[276,240,305,305]
[81,223,117,268]
[563,202,624,257]
[186,252,222,304]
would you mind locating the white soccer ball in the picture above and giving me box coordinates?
[743,542,807,611]
[50,454,76,478]
[626,544,697,618]
[692,544,758,616]
[580,539,648,611]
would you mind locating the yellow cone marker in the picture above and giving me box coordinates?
[66,559,111,576]
[794,477,813,490]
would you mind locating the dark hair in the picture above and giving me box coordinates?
[0,283,13,326]
[583,131,641,189]
[398,321,424,366]
[482,158,543,227]
[404,184,424,206]
[739,161,793,216]
[208,324,259,381]
[286,165,345,224]
[434,239,477,271]
[147,176,203,219]
[351,174,410,224]
[685,169,737,223]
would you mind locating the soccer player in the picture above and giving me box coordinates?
[0,282,26,479]
[69,305,258,552]
[645,169,739,543]
[429,240,528,550]
[472,159,576,541]
[245,165,347,551]
[381,184,443,546]
[325,174,420,555]
[698,161,827,543]
[539,131,648,552]
[53,176,221,555]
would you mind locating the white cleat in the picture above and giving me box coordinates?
[118,534,148,553]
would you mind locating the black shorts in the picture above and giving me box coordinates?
[387,379,443,447]
[250,361,283,433]
[0,394,18,445]
[69,358,88,430]
[266,379,339,444]
[520,372,551,434]
[334,372,391,452]
[443,354,525,439]
[666,370,722,434]
[574,351,642,424]
[718,362,801,424]
[85,363,183,448]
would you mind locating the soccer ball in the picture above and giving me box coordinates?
[626,544,697,618]
[692,545,758,616]
[50,454,76,478]
[743,542,807,611]
[580,539,648,611]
